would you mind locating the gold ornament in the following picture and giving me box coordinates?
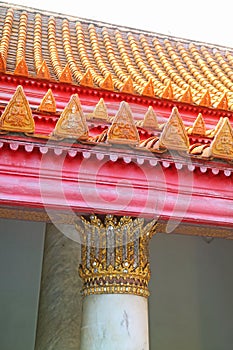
[52,94,88,139]
[77,214,157,297]
[0,85,35,133]
[107,101,139,145]
[210,117,233,160]
[159,107,189,151]
[38,89,56,113]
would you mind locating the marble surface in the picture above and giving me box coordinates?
[35,224,82,350]
[80,294,149,350]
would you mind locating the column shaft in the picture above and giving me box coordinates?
[35,223,82,350]
[80,294,149,350]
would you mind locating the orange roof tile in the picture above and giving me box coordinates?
[1,3,233,110]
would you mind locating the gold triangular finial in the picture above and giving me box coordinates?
[121,77,135,94]
[210,117,233,160]
[141,78,154,97]
[53,94,88,140]
[199,90,211,107]
[107,101,139,145]
[0,52,6,73]
[93,98,108,120]
[142,106,159,129]
[216,92,228,110]
[14,57,28,76]
[159,107,189,151]
[59,63,72,83]
[101,73,114,90]
[162,80,174,99]
[38,89,56,113]
[192,113,206,136]
[37,60,51,80]
[0,85,35,133]
[80,68,94,87]
[179,86,193,104]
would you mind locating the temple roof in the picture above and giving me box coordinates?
[1,3,233,110]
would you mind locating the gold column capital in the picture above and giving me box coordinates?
[77,215,157,298]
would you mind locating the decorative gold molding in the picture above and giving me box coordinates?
[0,206,232,239]
[77,214,157,297]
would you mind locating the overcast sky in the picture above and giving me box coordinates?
[2,0,233,49]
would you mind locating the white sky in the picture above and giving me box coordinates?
[2,0,233,49]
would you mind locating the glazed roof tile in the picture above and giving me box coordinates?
[1,4,233,110]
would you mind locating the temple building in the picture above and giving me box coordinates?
[0,2,233,350]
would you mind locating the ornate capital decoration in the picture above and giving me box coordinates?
[77,215,157,298]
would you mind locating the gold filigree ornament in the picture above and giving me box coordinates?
[38,89,56,113]
[210,117,233,160]
[0,85,35,133]
[159,107,190,151]
[107,101,139,145]
[52,94,88,140]
[77,214,157,297]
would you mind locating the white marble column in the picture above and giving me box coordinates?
[80,294,149,350]
[35,223,82,350]
[77,215,156,350]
